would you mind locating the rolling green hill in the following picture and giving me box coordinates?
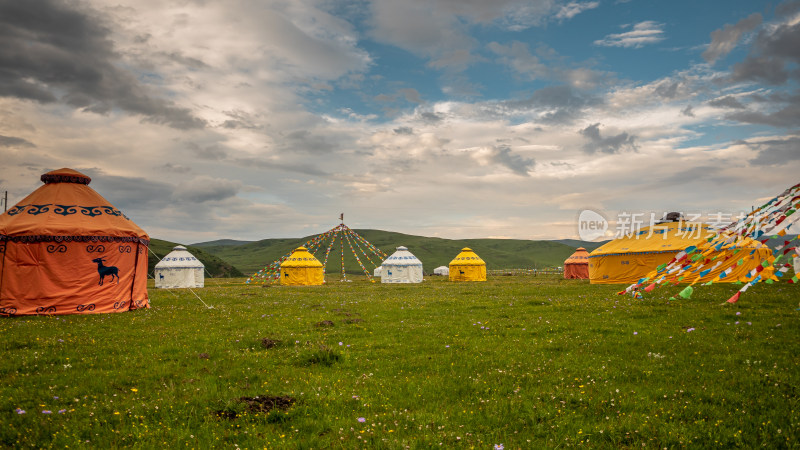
[193,229,592,276]
[148,239,244,278]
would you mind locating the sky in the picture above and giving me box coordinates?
[1,0,799,244]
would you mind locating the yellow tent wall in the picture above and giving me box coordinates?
[589,222,774,284]
[280,247,324,286]
[449,248,487,282]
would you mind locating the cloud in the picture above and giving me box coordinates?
[486,145,535,176]
[0,0,206,129]
[702,13,762,64]
[579,123,638,154]
[725,103,800,128]
[366,0,570,69]
[726,11,800,85]
[187,143,228,161]
[419,111,445,124]
[555,1,599,20]
[281,130,339,154]
[748,136,800,166]
[159,163,192,174]
[488,41,550,81]
[681,105,696,117]
[0,135,35,148]
[708,95,746,109]
[172,176,242,203]
[504,85,602,124]
[594,21,665,48]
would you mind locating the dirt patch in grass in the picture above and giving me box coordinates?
[315,320,335,327]
[240,395,296,413]
[260,338,281,349]
[215,395,296,420]
[344,318,363,324]
[198,352,210,359]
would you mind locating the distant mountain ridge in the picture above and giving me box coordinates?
[192,229,603,276]
[550,239,609,251]
[192,239,255,247]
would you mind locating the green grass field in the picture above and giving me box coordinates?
[2,276,799,448]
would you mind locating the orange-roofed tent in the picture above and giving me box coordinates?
[0,169,150,316]
[588,222,774,284]
[449,247,486,282]
[280,247,324,286]
[564,247,589,279]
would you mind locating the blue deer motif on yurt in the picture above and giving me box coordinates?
[91,258,120,285]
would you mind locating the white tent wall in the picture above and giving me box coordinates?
[433,266,449,276]
[379,246,424,284]
[381,264,423,283]
[374,266,382,278]
[154,245,205,289]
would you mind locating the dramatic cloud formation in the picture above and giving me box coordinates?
[0,0,205,129]
[0,0,798,243]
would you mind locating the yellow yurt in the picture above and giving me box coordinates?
[588,222,774,284]
[280,247,324,286]
[449,247,486,282]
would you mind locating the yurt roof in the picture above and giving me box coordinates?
[564,247,589,265]
[382,245,423,267]
[281,247,323,268]
[155,245,205,269]
[449,247,485,266]
[0,168,148,242]
[589,222,765,258]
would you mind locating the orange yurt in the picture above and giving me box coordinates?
[563,247,589,279]
[0,169,150,316]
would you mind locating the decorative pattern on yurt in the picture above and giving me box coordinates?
[0,168,150,316]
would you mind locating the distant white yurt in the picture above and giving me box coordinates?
[433,266,449,276]
[380,246,423,283]
[155,245,205,288]
[374,266,383,278]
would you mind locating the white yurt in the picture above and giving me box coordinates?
[380,246,423,283]
[154,245,205,288]
[433,266,449,276]
[374,266,383,278]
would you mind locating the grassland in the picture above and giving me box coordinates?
[2,276,799,448]
[195,229,594,276]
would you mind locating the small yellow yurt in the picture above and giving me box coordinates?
[449,247,486,282]
[280,247,324,286]
[589,222,774,284]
